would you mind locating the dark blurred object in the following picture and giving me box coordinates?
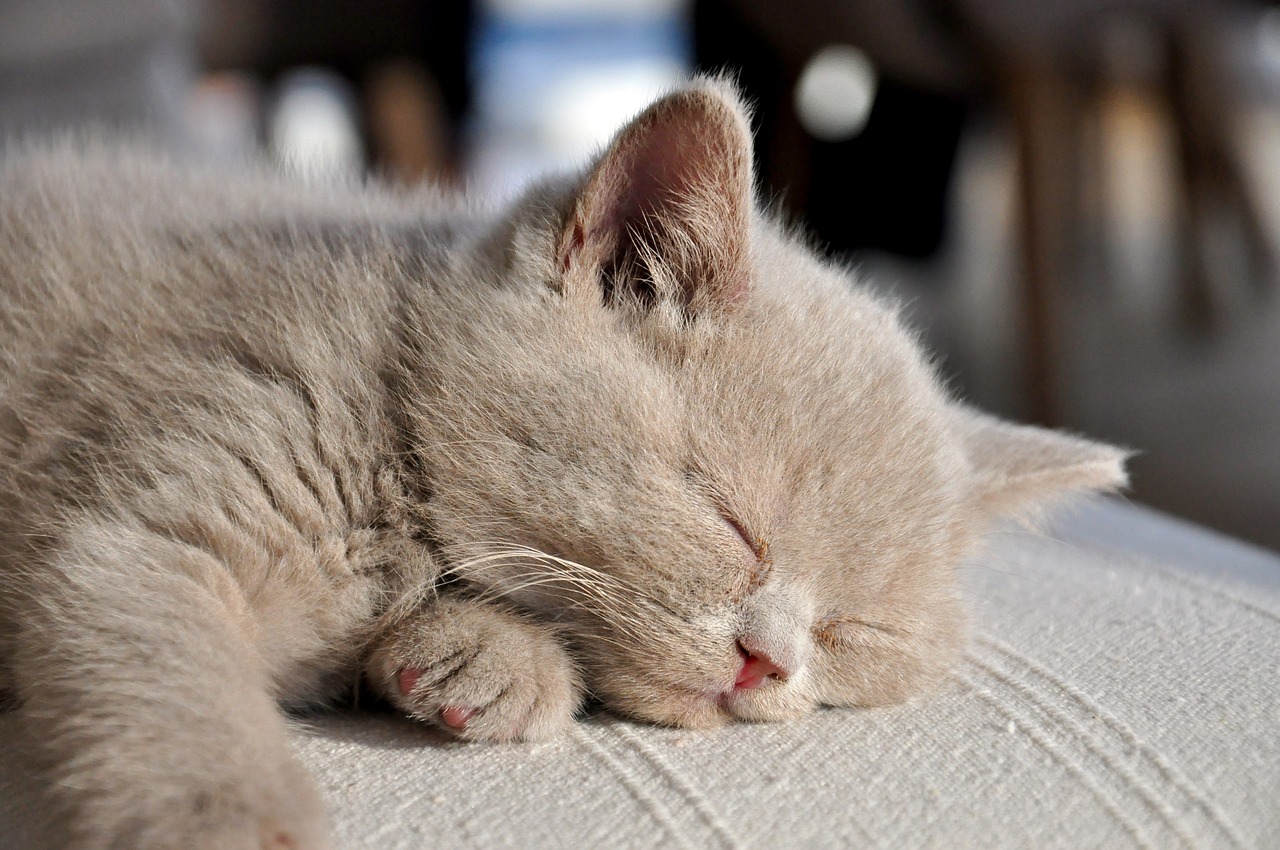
[364,59,453,184]
[200,0,473,181]
[1163,18,1275,328]
[0,0,198,147]
[697,0,1269,425]
[201,0,470,118]
[696,0,969,260]
[804,78,968,259]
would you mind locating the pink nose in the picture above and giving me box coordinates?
[734,641,789,690]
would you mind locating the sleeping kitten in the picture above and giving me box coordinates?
[0,79,1125,849]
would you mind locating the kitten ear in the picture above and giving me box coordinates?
[954,407,1130,516]
[556,78,754,313]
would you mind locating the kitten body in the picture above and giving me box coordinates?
[0,80,1125,849]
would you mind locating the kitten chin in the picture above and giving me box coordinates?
[591,664,816,729]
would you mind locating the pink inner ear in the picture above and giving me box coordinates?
[558,219,585,274]
[609,120,704,224]
[564,86,754,310]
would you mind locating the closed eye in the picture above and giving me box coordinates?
[813,614,902,648]
[721,511,769,563]
[685,467,773,568]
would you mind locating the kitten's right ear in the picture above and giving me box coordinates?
[955,407,1130,517]
[556,78,755,314]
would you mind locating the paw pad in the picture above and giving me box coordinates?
[398,667,422,697]
[439,705,475,730]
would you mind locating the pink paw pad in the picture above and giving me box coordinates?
[439,705,476,730]
[398,667,423,697]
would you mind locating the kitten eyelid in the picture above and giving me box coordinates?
[720,510,769,564]
[684,466,771,564]
[813,614,902,648]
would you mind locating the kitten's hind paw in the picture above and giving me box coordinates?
[366,598,582,742]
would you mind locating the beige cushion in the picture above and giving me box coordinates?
[2,498,1276,848]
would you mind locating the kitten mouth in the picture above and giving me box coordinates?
[711,678,773,711]
[674,660,787,716]
[714,687,756,712]
[666,644,790,720]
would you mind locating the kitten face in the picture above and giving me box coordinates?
[413,249,969,726]
[406,80,1126,727]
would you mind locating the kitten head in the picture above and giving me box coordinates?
[406,79,1126,726]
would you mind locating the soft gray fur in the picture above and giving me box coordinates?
[0,80,1126,849]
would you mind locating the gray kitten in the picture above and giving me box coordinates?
[0,79,1125,849]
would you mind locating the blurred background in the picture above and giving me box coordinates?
[2,0,1279,550]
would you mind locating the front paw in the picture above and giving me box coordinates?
[366,598,582,742]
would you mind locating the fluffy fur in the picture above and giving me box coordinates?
[0,79,1126,849]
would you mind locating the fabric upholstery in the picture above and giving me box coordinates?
[1,498,1276,848]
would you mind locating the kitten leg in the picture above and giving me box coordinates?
[365,596,582,742]
[8,521,332,850]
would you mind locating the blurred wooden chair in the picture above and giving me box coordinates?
[1000,13,1272,423]
[707,0,1270,424]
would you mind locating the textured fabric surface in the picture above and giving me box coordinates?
[1,498,1276,849]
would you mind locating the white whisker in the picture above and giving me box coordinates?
[434,539,675,642]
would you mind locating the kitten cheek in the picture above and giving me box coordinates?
[592,673,729,729]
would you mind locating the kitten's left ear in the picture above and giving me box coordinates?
[557,78,754,313]
[955,407,1130,516]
